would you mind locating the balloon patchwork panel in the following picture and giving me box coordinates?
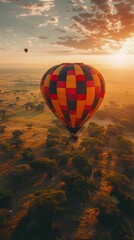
[40,63,105,134]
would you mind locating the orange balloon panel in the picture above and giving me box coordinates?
[40,63,105,134]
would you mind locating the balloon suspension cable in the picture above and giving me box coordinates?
[69,133,78,142]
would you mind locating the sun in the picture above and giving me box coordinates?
[113,52,127,65]
[110,49,129,67]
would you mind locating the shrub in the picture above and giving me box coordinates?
[0,191,13,209]
[8,164,32,186]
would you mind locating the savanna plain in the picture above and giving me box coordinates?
[0,66,134,240]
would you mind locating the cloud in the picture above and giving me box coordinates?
[1,0,19,2]
[69,0,85,6]
[55,36,100,51]
[5,29,13,32]
[48,16,58,24]
[73,5,88,12]
[55,0,134,53]
[28,37,39,41]
[55,35,124,55]
[18,0,55,17]
[44,49,73,55]
[55,28,66,33]
[38,22,48,27]
[38,16,59,27]
[68,0,88,12]
[38,36,48,39]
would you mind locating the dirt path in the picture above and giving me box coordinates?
[99,152,116,194]
[72,153,117,240]
[72,208,99,240]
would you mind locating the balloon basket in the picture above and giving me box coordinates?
[69,134,78,143]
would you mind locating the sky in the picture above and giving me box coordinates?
[0,0,134,68]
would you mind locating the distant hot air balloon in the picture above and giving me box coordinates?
[24,48,28,53]
[40,63,105,140]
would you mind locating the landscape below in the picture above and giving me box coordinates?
[0,68,134,240]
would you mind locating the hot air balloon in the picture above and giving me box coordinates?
[40,63,105,140]
[24,48,28,53]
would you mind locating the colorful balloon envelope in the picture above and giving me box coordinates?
[40,63,105,135]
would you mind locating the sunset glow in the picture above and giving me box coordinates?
[0,2,134,240]
[112,53,128,66]
[0,0,133,68]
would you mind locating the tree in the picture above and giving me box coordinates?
[30,189,66,218]
[35,103,44,112]
[93,193,122,229]
[10,137,23,149]
[8,164,32,186]
[0,191,13,209]
[80,137,95,151]
[22,148,36,162]
[10,130,24,148]
[118,195,134,217]
[98,204,121,228]
[0,99,4,106]
[63,173,90,200]
[45,146,61,159]
[88,122,98,129]
[95,231,112,240]
[49,127,61,134]
[114,124,125,135]
[11,189,66,240]
[24,102,35,110]
[117,154,134,178]
[88,125,105,139]
[31,158,58,178]
[8,103,17,108]
[108,173,130,199]
[108,152,113,160]
[94,168,102,178]
[0,209,8,229]
[46,128,61,148]
[12,130,23,138]
[0,141,8,152]
[0,109,7,120]
[72,154,88,169]
[111,221,133,240]
[72,154,92,176]
[0,125,6,134]
[16,96,20,102]
[52,119,65,130]
[80,137,105,154]
[117,136,133,154]
[90,145,103,160]
[57,152,71,166]
[106,124,123,137]
[46,138,58,148]
[92,192,113,209]
[105,124,126,148]
[25,123,33,129]
[45,160,58,178]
